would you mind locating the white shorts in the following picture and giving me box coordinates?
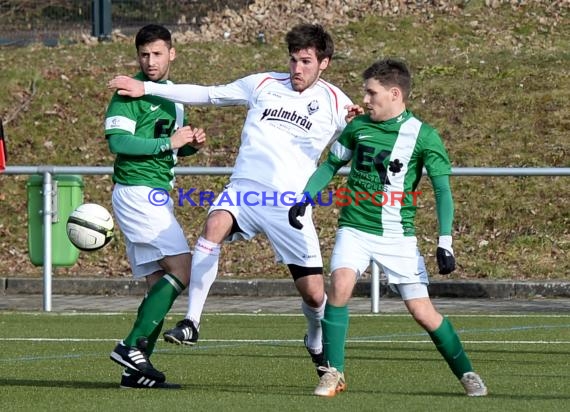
[112,184,190,278]
[330,226,429,300]
[208,180,323,268]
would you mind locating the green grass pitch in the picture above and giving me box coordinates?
[1,312,569,411]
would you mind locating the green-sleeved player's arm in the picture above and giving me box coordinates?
[430,174,454,236]
[107,134,171,156]
[304,151,348,199]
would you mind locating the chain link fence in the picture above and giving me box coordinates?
[0,0,251,46]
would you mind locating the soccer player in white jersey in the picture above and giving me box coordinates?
[108,24,356,378]
[289,59,488,397]
[105,24,205,389]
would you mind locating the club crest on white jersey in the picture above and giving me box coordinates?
[307,100,319,115]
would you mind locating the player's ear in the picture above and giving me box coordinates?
[319,57,330,71]
[391,86,401,101]
[169,47,176,62]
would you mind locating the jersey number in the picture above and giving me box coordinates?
[356,145,392,185]
[154,119,175,139]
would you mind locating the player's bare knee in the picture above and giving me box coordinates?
[407,301,442,331]
[203,211,233,241]
[146,271,165,289]
[410,310,431,329]
[330,269,357,305]
[291,268,325,307]
[328,288,352,307]
[159,253,191,286]
[297,282,325,307]
[301,294,323,308]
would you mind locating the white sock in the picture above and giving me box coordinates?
[186,237,221,328]
[302,294,327,352]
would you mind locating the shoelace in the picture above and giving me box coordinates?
[317,366,340,386]
[177,319,194,328]
[464,375,484,390]
[467,378,483,389]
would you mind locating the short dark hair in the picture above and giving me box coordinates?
[135,24,172,50]
[363,59,412,101]
[285,24,334,62]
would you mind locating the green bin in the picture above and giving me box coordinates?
[27,175,84,266]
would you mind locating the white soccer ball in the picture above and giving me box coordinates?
[66,203,114,251]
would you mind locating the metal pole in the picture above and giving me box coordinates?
[92,0,112,40]
[4,164,570,313]
[91,0,99,38]
[4,165,570,177]
[371,261,380,313]
[42,172,53,312]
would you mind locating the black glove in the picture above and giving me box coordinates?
[436,247,456,275]
[288,201,308,230]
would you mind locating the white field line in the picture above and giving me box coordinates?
[2,337,569,364]
[5,312,570,318]
[1,337,570,345]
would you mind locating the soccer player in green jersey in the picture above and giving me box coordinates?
[289,59,488,397]
[105,24,206,389]
[109,24,360,381]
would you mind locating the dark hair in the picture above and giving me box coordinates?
[135,24,172,50]
[285,24,334,62]
[363,59,412,101]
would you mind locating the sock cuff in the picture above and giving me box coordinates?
[324,302,349,320]
[188,317,200,330]
[429,316,454,346]
[163,273,185,293]
[194,236,221,255]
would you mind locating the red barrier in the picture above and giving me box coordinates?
[0,121,6,173]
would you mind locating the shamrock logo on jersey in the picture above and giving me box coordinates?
[389,159,403,175]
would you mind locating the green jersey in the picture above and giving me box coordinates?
[104,72,187,190]
[308,110,452,236]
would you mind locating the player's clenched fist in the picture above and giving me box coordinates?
[188,127,206,149]
[170,126,206,150]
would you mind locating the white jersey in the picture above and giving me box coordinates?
[209,73,352,193]
[146,72,352,194]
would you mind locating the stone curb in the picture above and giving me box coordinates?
[2,277,570,299]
